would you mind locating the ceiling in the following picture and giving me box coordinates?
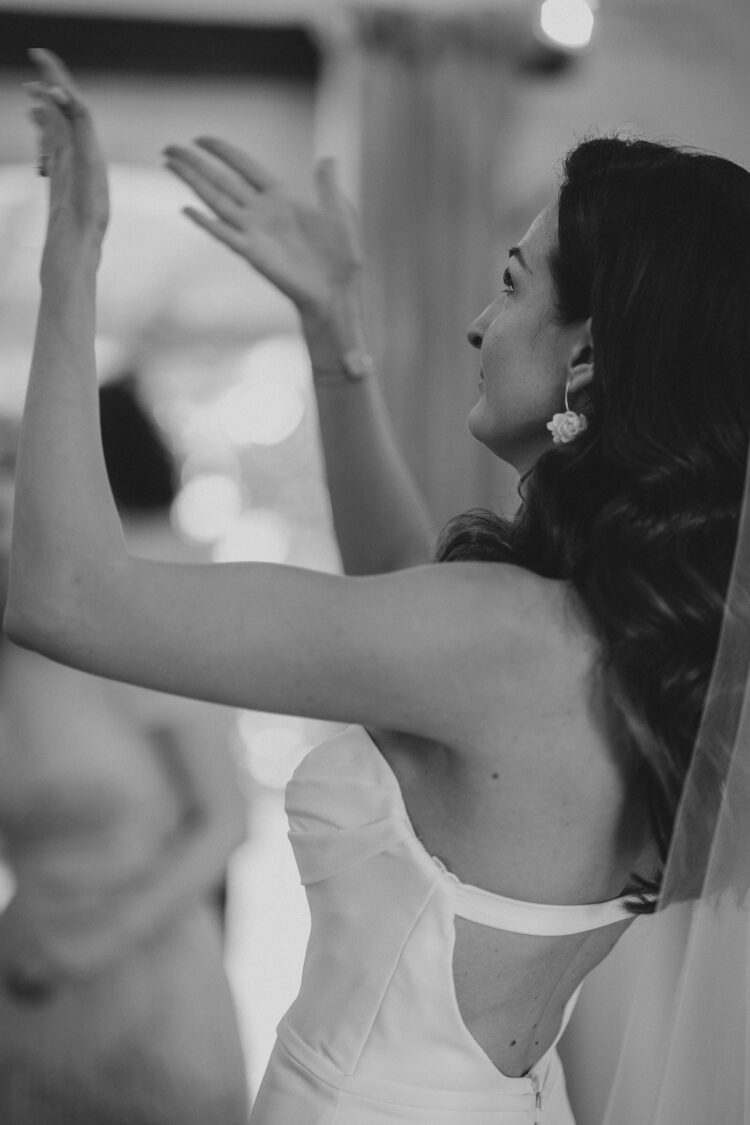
[1,0,535,23]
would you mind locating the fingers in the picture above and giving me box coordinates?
[28,48,79,96]
[27,48,86,120]
[164,145,247,205]
[23,80,70,177]
[194,137,280,192]
[165,148,247,229]
[23,80,69,109]
[23,80,71,131]
[181,206,248,256]
[315,157,342,211]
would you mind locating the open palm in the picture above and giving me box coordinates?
[164,139,362,316]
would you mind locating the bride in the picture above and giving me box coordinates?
[10,49,750,1123]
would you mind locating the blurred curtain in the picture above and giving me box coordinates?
[343,7,523,528]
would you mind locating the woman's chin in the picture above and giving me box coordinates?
[467,400,503,452]
[467,398,488,439]
[467,411,533,474]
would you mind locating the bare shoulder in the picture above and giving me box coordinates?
[433,560,596,662]
[426,562,602,752]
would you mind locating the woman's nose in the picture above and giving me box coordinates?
[466,319,483,350]
[466,303,494,350]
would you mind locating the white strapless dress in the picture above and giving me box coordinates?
[251,725,639,1124]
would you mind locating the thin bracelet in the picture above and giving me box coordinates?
[312,348,377,385]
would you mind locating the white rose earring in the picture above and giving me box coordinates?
[546,384,589,445]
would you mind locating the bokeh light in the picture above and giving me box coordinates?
[288,530,342,573]
[213,508,292,563]
[235,713,295,787]
[214,335,310,448]
[539,0,595,50]
[172,472,244,544]
[234,711,345,791]
[180,446,243,488]
[277,477,333,528]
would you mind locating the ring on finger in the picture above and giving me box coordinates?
[37,153,50,177]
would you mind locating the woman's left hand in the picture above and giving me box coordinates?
[25,48,110,273]
[163,140,362,321]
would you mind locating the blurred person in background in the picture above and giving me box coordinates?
[0,386,249,1121]
[11,49,750,1125]
[98,370,239,932]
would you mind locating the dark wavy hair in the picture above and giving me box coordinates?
[436,137,750,913]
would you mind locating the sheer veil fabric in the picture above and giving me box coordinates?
[602,455,750,1123]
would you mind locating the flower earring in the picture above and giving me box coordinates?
[546,385,588,445]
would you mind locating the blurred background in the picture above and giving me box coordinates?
[0,0,748,1118]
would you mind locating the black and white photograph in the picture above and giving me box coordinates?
[0,0,748,1122]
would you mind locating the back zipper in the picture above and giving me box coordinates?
[529,1070,542,1123]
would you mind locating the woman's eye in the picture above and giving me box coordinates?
[502,267,514,293]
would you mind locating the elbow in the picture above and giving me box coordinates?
[3,557,57,651]
[3,599,44,651]
[212,801,249,862]
[3,577,80,663]
[3,601,65,661]
[4,551,124,665]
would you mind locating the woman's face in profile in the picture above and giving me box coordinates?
[466,205,574,473]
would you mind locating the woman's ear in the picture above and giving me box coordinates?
[566,317,594,401]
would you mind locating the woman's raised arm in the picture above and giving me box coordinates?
[5,52,530,748]
[163,139,435,574]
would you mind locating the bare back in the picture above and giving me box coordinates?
[370,573,657,1079]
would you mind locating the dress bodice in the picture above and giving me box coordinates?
[251,725,640,1124]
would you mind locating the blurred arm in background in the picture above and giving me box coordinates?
[0,374,249,985]
[70,684,248,972]
[98,372,248,937]
[0,383,249,1123]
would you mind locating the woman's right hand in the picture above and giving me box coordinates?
[25,49,110,274]
[163,140,362,321]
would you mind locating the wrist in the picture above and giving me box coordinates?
[300,278,365,348]
[40,244,100,303]
[300,287,374,384]
[311,348,377,386]
[42,224,103,279]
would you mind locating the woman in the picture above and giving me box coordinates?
[11,50,749,1124]
[0,404,249,1123]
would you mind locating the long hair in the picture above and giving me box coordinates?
[437,138,750,913]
